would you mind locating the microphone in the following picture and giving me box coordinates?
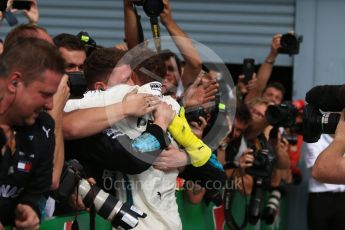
[305,84,345,112]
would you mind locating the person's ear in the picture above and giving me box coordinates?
[94,82,107,91]
[7,72,22,93]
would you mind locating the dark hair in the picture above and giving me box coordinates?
[236,102,252,123]
[4,24,52,47]
[0,37,65,83]
[84,47,126,88]
[53,33,85,51]
[132,49,166,85]
[264,81,286,97]
[159,49,182,76]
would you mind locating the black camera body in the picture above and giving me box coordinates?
[246,148,275,178]
[278,33,303,55]
[56,160,146,229]
[132,0,164,17]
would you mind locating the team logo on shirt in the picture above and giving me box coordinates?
[42,126,51,138]
[17,161,32,173]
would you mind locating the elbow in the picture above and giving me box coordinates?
[50,179,60,191]
[311,165,323,182]
[63,121,81,140]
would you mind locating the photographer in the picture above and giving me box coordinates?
[238,98,290,193]
[312,110,345,184]
[306,133,345,230]
[0,38,65,229]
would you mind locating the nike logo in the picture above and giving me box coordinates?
[198,146,205,150]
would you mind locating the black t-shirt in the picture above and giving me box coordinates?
[0,112,55,225]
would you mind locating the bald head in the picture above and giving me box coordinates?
[5,24,53,48]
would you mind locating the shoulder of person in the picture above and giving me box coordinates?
[36,112,55,129]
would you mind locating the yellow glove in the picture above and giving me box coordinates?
[168,107,212,167]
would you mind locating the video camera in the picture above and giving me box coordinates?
[266,84,345,143]
[278,33,303,55]
[55,160,146,229]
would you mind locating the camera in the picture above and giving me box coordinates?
[266,102,341,143]
[12,0,31,10]
[278,33,303,55]
[55,160,146,229]
[245,139,276,225]
[245,148,275,178]
[132,0,164,17]
[67,72,87,98]
[266,103,298,128]
[0,0,8,12]
[185,106,207,125]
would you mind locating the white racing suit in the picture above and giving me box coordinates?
[65,82,182,230]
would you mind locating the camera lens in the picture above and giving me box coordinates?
[303,105,341,143]
[266,104,297,127]
[78,179,141,229]
[319,112,341,134]
[262,189,281,225]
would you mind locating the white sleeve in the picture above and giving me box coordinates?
[304,135,331,168]
[63,84,137,112]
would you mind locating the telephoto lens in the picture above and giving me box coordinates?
[303,105,341,143]
[78,179,147,229]
[56,160,147,229]
[261,188,282,225]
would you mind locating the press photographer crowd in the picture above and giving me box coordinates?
[0,0,344,230]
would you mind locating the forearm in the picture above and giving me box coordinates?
[246,51,278,102]
[124,1,140,49]
[165,21,201,86]
[63,103,127,140]
[312,139,345,183]
[51,114,64,190]
[256,51,277,90]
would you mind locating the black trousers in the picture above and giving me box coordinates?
[308,192,345,230]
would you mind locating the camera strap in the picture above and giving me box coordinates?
[224,169,248,230]
[72,173,80,230]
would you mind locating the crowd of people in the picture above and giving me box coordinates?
[0,1,345,230]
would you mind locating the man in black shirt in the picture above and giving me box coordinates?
[0,38,65,229]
